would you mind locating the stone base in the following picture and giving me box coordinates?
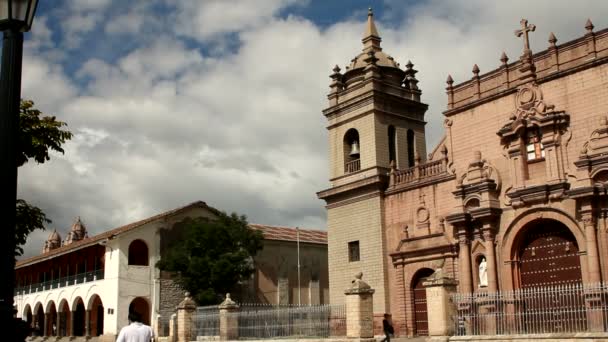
[449,332,608,341]
[97,334,117,342]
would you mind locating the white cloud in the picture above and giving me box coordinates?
[17,1,608,258]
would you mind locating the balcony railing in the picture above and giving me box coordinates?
[14,269,104,296]
[344,159,361,173]
[389,158,448,187]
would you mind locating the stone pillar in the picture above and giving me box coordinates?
[176,292,197,342]
[482,228,498,293]
[169,313,177,342]
[583,215,602,284]
[56,312,62,337]
[70,310,75,336]
[44,313,50,336]
[155,314,163,338]
[393,263,407,336]
[458,232,472,294]
[85,309,91,337]
[219,293,239,341]
[344,272,375,340]
[423,273,458,337]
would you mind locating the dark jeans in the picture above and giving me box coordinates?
[381,331,391,342]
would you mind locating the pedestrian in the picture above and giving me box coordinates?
[381,313,394,342]
[116,311,154,342]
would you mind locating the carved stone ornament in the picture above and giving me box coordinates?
[219,293,239,309]
[345,272,375,295]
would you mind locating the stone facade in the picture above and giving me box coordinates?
[319,12,608,338]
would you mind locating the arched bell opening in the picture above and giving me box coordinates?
[343,128,361,173]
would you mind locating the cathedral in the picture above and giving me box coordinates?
[318,10,608,337]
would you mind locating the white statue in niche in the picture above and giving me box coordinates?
[478,257,488,288]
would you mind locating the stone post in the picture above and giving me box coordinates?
[176,292,197,342]
[422,271,458,338]
[219,293,239,341]
[344,272,375,340]
[169,313,177,342]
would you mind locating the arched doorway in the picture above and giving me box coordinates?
[411,268,435,336]
[517,219,582,288]
[22,304,32,328]
[129,297,150,325]
[73,298,86,336]
[46,302,57,336]
[88,295,104,336]
[515,219,585,332]
[34,303,44,337]
[58,299,70,337]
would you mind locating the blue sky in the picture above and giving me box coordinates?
[18,0,608,257]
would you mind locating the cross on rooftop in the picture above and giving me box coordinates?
[515,19,536,54]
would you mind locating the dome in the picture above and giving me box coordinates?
[48,229,61,244]
[70,216,87,235]
[344,8,401,72]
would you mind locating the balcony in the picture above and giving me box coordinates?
[344,159,361,173]
[14,269,104,296]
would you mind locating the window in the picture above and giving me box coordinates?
[525,129,544,161]
[407,129,415,167]
[348,241,360,262]
[388,125,396,164]
[128,239,149,266]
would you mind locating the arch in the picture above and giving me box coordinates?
[72,297,86,336]
[33,303,44,337]
[388,125,396,164]
[343,128,361,173]
[58,299,71,337]
[46,301,58,336]
[22,304,32,325]
[129,297,151,325]
[411,268,434,336]
[128,239,149,266]
[87,294,104,336]
[591,168,608,183]
[407,129,415,167]
[500,208,586,290]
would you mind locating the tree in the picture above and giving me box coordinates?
[156,212,264,305]
[15,99,73,256]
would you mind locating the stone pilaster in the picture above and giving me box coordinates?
[457,232,472,294]
[219,293,239,341]
[176,292,197,342]
[344,272,375,340]
[583,213,602,284]
[482,227,498,293]
[169,313,177,342]
[422,274,458,337]
[393,263,407,336]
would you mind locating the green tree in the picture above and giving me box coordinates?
[156,212,264,305]
[15,99,73,256]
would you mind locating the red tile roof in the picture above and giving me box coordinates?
[16,201,213,268]
[249,224,327,245]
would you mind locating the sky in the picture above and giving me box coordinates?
[18,0,608,258]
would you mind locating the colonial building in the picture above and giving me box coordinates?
[318,11,608,337]
[14,201,328,340]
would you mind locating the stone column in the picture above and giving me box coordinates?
[583,215,602,284]
[85,309,91,337]
[56,312,62,337]
[169,313,177,342]
[155,314,163,338]
[422,273,458,337]
[458,232,472,294]
[70,310,75,336]
[176,292,197,342]
[219,293,239,341]
[44,313,50,336]
[344,272,375,340]
[482,227,498,293]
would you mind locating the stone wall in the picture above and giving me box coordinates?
[159,277,183,328]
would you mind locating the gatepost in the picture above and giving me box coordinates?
[219,293,239,341]
[344,272,375,341]
[422,269,458,340]
[176,292,197,342]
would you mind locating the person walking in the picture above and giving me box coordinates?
[116,311,154,342]
[381,313,394,342]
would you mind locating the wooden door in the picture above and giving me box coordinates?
[412,268,434,336]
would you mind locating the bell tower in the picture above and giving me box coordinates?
[318,9,428,316]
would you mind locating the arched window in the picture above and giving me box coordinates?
[343,129,361,173]
[128,239,149,266]
[388,125,396,164]
[525,128,544,162]
[407,129,415,167]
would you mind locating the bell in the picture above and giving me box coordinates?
[349,141,360,156]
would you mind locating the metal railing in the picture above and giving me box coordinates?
[452,282,608,336]
[14,269,104,295]
[192,303,346,340]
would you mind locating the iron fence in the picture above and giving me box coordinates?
[452,282,608,336]
[192,303,346,340]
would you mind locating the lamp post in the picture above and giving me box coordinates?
[0,0,38,327]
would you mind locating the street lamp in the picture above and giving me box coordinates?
[0,0,38,329]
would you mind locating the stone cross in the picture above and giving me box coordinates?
[515,19,536,54]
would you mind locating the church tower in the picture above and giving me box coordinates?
[317,9,428,316]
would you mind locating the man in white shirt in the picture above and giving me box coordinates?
[116,312,154,342]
